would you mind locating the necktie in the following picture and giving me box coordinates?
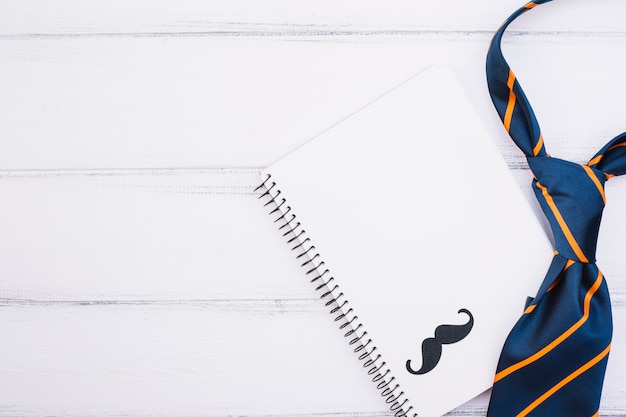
[485,1,626,416]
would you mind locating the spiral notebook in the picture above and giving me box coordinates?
[257,66,553,417]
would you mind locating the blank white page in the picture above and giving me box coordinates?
[262,66,553,417]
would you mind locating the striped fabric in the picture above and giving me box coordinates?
[485,1,626,416]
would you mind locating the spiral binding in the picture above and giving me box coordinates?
[255,174,417,417]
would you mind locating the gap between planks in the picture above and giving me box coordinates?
[2,295,626,309]
[1,29,626,41]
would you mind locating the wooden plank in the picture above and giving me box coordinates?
[0,168,314,301]
[0,169,626,301]
[2,168,626,300]
[0,36,625,169]
[1,0,625,36]
[0,302,383,415]
[0,302,624,416]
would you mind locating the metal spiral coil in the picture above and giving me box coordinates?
[256,174,417,417]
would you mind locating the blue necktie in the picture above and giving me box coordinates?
[485,1,626,416]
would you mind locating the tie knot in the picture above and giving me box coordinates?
[527,157,606,263]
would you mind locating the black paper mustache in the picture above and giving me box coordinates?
[406,308,474,375]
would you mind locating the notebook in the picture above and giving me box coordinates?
[257,66,553,417]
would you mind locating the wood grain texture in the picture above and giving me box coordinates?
[1,0,626,416]
[0,303,386,416]
[1,0,625,35]
[0,34,624,170]
[2,169,626,298]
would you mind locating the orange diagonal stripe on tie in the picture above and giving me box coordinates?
[589,143,626,167]
[582,165,606,205]
[516,343,611,417]
[608,142,626,151]
[532,133,544,156]
[547,259,575,293]
[535,180,589,263]
[588,154,603,167]
[494,270,603,382]
[523,258,573,314]
[523,304,536,314]
[503,70,517,132]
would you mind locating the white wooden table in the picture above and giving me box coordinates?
[1,0,626,415]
